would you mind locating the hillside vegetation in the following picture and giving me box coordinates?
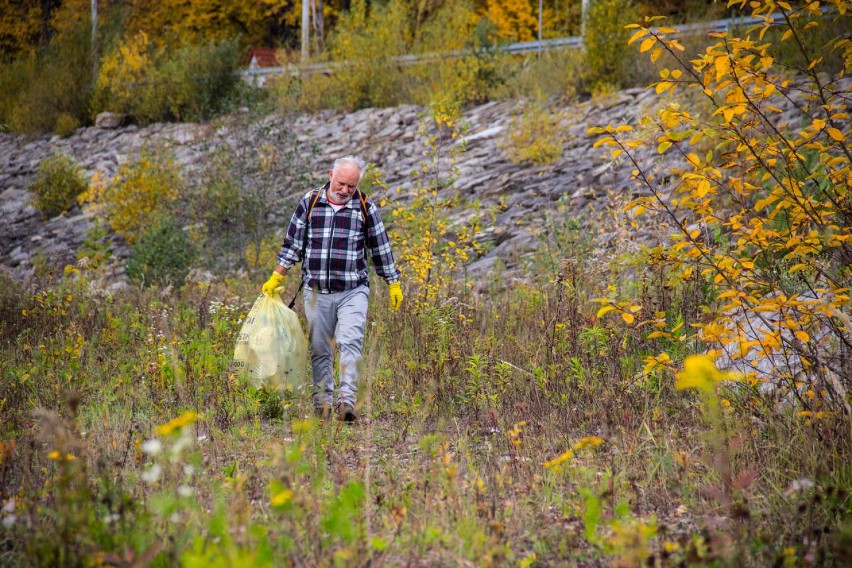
[1,0,735,134]
[2,1,851,566]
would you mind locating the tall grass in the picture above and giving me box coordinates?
[1,207,848,566]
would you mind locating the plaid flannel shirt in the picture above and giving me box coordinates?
[277,185,401,293]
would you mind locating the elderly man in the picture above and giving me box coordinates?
[262,156,402,422]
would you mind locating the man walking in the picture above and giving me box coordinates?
[262,156,403,422]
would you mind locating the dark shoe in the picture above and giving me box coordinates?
[314,404,331,420]
[336,402,356,423]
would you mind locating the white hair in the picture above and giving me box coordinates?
[332,156,367,181]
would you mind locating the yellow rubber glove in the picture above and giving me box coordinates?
[262,271,286,295]
[388,281,403,312]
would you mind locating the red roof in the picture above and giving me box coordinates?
[246,48,279,68]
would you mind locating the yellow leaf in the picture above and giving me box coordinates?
[271,488,293,507]
[596,305,615,318]
[714,56,729,80]
[826,127,845,141]
[628,29,647,45]
[795,330,810,343]
[622,312,635,324]
[651,47,664,63]
[639,37,655,53]
[676,355,726,392]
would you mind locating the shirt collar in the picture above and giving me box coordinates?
[320,182,358,209]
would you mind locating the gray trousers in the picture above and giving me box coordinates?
[303,285,370,407]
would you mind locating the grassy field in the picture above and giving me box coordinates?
[1,248,849,567]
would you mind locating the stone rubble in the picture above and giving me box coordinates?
[2,78,844,284]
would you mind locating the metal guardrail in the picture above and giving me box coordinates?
[241,10,798,83]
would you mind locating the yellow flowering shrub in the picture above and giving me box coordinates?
[92,32,156,118]
[79,146,184,244]
[500,101,564,165]
[389,100,487,309]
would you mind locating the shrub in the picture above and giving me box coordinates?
[93,35,241,124]
[54,113,80,137]
[583,0,638,90]
[91,31,155,119]
[499,101,564,165]
[0,57,32,132]
[1,21,92,134]
[138,39,242,123]
[126,216,194,288]
[28,154,89,218]
[80,146,184,244]
[592,2,852,410]
[497,47,585,101]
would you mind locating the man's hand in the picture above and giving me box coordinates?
[388,281,403,312]
[262,271,286,295]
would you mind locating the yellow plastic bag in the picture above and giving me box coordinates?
[231,293,307,389]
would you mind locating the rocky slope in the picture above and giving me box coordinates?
[0,82,826,285]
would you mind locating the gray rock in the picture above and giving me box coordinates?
[95,112,127,128]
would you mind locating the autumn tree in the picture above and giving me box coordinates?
[125,0,298,49]
[480,0,538,41]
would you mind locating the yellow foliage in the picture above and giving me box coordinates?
[500,102,564,165]
[675,355,736,393]
[79,147,184,244]
[482,0,538,42]
[591,1,852,409]
[93,32,156,116]
[389,100,486,309]
[0,0,42,56]
[126,0,292,49]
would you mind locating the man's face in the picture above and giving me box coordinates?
[327,164,360,204]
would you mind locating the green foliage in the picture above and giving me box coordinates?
[93,35,242,124]
[28,153,89,218]
[0,19,92,134]
[307,0,413,110]
[497,47,585,100]
[2,237,850,566]
[277,1,508,111]
[126,216,195,288]
[388,100,491,309]
[583,0,638,90]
